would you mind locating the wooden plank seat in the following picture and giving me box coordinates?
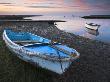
[13,40,72,56]
[13,40,39,43]
[13,40,39,46]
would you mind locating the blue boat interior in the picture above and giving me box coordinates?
[5,29,76,57]
[25,45,71,57]
[6,29,51,43]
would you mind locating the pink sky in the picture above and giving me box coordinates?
[0,0,110,15]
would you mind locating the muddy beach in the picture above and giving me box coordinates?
[0,21,110,82]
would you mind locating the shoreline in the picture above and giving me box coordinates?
[0,21,110,82]
[82,15,110,19]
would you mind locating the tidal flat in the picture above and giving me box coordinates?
[0,21,110,82]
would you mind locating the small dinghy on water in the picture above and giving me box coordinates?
[85,23,100,31]
[3,29,80,74]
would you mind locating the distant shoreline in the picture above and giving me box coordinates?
[82,15,110,19]
[0,15,42,20]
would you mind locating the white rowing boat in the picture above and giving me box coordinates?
[3,29,80,74]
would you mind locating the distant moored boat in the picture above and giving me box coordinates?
[85,23,100,31]
[3,29,80,74]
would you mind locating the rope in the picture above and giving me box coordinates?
[56,48,64,73]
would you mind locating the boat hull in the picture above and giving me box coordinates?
[85,23,100,30]
[3,30,72,74]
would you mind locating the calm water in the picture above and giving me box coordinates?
[29,15,110,43]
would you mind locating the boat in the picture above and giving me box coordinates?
[85,23,100,30]
[3,29,80,74]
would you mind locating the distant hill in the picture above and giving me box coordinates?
[82,15,110,19]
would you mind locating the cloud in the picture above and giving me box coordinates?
[27,5,62,8]
[0,3,11,4]
[80,0,110,10]
[0,0,110,14]
[3,4,15,6]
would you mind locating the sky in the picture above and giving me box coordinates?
[0,0,110,15]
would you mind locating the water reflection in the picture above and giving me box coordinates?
[56,16,110,43]
[85,28,99,36]
[28,15,110,43]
